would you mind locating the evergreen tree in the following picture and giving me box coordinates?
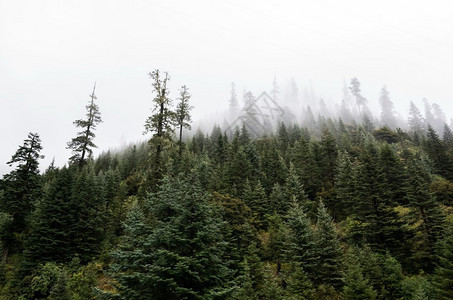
[406,158,445,272]
[342,253,377,300]
[112,175,236,299]
[334,151,355,220]
[349,77,367,116]
[284,163,311,214]
[378,85,397,128]
[425,125,453,180]
[1,132,44,258]
[143,70,175,190]
[432,223,453,299]
[319,126,338,189]
[313,201,343,289]
[175,85,193,157]
[67,84,102,167]
[229,82,240,117]
[285,203,318,282]
[408,101,425,134]
[290,137,321,199]
[24,167,75,268]
[70,166,105,262]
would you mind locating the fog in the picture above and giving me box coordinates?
[1,0,453,175]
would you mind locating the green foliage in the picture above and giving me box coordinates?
[314,201,344,289]
[67,85,102,166]
[343,254,377,300]
[432,223,453,299]
[1,132,43,255]
[111,175,236,299]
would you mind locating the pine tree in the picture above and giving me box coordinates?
[175,85,193,157]
[1,132,44,258]
[67,84,102,167]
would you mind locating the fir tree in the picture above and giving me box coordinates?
[24,167,75,268]
[143,70,175,190]
[432,223,453,299]
[425,125,453,180]
[313,201,344,289]
[349,77,367,116]
[67,84,102,167]
[1,132,44,258]
[408,101,425,134]
[285,202,318,282]
[175,85,193,157]
[342,253,377,300]
[378,85,397,128]
[112,175,236,299]
[406,158,445,272]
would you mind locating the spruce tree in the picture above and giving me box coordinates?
[67,84,102,167]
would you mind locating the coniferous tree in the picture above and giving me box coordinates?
[408,101,425,134]
[379,85,397,128]
[112,175,236,299]
[313,201,343,289]
[67,84,102,167]
[175,85,193,157]
[406,158,445,272]
[229,82,240,117]
[425,125,453,180]
[285,202,318,283]
[143,70,175,190]
[342,253,377,300]
[432,223,453,299]
[291,137,321,199]
[334,151,355,220]
[1,132,44,258]
[349,77,367,116]
[24,167,74,268]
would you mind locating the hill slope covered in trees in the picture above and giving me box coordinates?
[1,72,453,299]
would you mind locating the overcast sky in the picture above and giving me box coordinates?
[1,0,453,175]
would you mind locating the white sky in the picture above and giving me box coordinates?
[1,0,453,175]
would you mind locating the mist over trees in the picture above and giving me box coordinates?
[1,72,453,299]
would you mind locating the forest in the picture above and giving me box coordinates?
[1,70,453,299]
